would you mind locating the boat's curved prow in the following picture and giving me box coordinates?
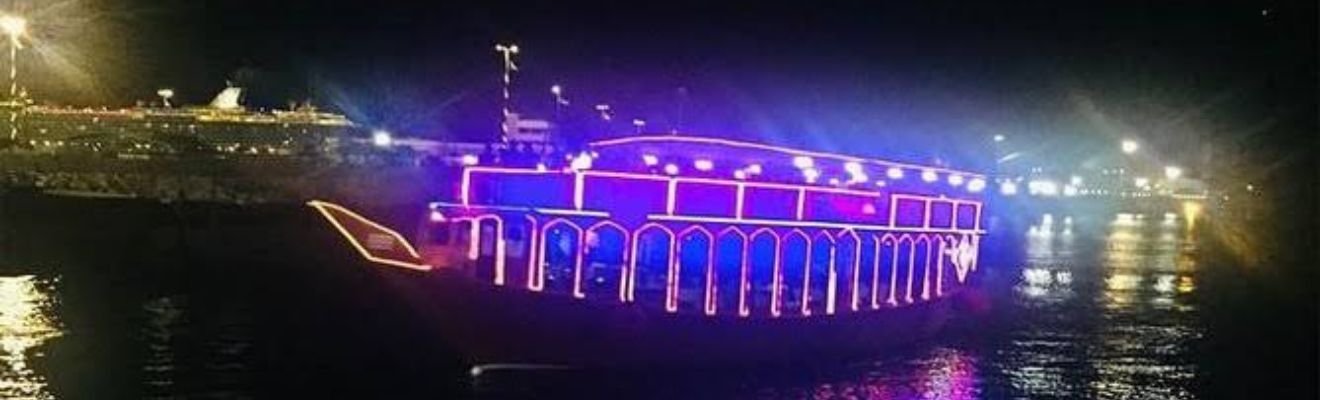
[307,200,432,271]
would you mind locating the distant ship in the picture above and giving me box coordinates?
[311,134,989,367]
[12,86,358,157]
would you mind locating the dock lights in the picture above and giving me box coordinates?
[460,154,480,166]
[745,163,763,175]
[921,169,938,182]
[733,170,748,180]
[641,154,659,166]
[947,174,965,186]
[663,163,679,175]
[1063,185,1079,197]
[1134,177,1150,188]
[1164,166,1183,180]
[886,167,904,179]
[371,130,393,147]
[693,159,714,171]
[792,155,814,169]
[968,178,986,192]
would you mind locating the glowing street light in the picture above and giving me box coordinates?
[0,13,25,140]
[632,118,646,134]
[1121,139,1139,154]
[550,84,568,124]
[156,89,175,108]
[1164,166,1183,180]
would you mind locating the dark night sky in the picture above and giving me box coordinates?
[7,1,1316,172]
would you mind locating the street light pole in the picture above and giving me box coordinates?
[494,43,519,143]
[0,14,26,141]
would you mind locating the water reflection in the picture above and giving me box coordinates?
[0,275,62,399]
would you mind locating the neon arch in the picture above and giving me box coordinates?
[807,231,837,316]
[913,235,933,301]
[715,226,749,317]
[627,223,675,305]
[675,225,715,314]
[781,229,811,317]
[748,227,782,317]
[522,215,540,290]
[537,218,584,296]
[471,215,507,286]
[584,220,630,302]
[835,229,863,312]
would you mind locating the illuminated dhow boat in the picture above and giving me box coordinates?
[311,135,989,367]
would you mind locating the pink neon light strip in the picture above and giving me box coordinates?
[587,135,986,179]
[795,188,806,220]
[735,184,746,220]
[666,179,677,215]
[573,172,585,210]
[648,214,983,234]
[871,238,883,309]
[524,216,540,290]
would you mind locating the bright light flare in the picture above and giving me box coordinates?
[887,167,904,179]
[1164,166,1183,180]
[663,163,679,175]
[1000,181,1018,195]
[947,174,964,186]
[460,154,480,166]
[570,152,593,170]
[0,15,25,41]
[921,169,938,182]
[802,167,820,183]
[1121,139,1139,154]
[968,178,986,192]
[641,154,659,166]
[693,159,714,171]
[371,130,392,147]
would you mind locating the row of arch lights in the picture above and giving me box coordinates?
[465,151,988,193]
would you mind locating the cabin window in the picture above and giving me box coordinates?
[747,232,778,317]
[539,222,582,295]
[676,229,713,314]
[632,227,674,309]
[780,232,809,316]
[714,230,747,316]
[584,224,628,301]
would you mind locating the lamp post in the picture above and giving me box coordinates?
[494,43,519,143]
[550,84,567,125]
[0,14,24,141]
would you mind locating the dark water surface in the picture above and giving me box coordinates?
[0,196,1312,399]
